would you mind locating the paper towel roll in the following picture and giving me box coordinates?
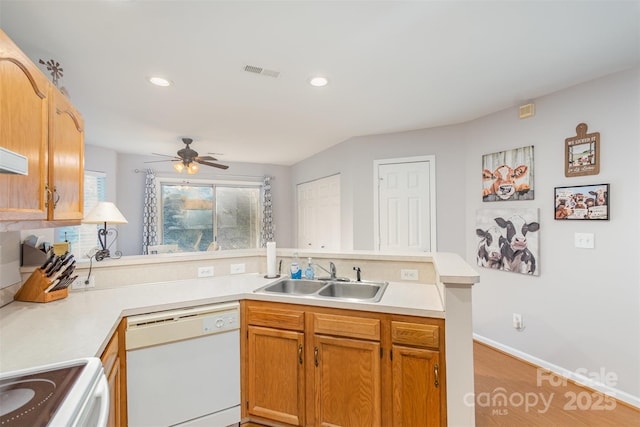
[266,241,277,278]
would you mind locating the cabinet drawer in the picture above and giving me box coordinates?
[313,313,380,341]
[101,330,119,374]
[391,321,439,349]
[247,305,305,331]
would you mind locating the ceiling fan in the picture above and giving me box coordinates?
[146,138,229,174]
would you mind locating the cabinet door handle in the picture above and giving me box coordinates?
[52,186,60,209]
[45,184,52,208]
[314,346,319,367]
[434,363,439,388]
[298,344,303,365]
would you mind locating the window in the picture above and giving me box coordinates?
[158,178,261,252]
[55,171,106,258]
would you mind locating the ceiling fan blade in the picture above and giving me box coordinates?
[197,159,229,170]
[144,159,179,163]
[195,155,218,161]
[151,152,178,158]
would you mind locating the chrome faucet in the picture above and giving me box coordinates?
[315,261,337,280]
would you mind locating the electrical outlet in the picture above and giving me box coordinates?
[72,276,95,289]
[400,269,419,280]
[198,266,214,278]
[513,313,524,330]
[230,263,246,274]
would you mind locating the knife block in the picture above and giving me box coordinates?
[14,269,68,303]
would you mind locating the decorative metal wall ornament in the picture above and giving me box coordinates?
[261,176,274,247]
[39,58,64,87]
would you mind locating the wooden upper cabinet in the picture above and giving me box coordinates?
[48,86,84,220]
[0,29,49,221]
[0,29,84,226]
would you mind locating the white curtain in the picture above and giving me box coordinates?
[261,176,274,247]
[142,168,158,254]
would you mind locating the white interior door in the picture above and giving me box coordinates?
[375,157,436,252]
[297,174,340,250]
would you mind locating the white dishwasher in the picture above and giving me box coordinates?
[125,302,240,427]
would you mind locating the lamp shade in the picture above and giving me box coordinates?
[82,202,128,224]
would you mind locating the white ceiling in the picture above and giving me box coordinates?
[1,1,638,165]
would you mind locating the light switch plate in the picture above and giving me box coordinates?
[230,263,246,274]
[574,232,595,249]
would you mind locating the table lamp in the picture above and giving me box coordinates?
[82,201,128,261]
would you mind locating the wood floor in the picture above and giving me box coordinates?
[474,341,639,426]
[244,341,639,426]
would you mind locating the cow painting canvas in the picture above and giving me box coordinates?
[482,145,534,202]
[476,208,540,276]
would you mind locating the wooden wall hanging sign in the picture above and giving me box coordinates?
[565,123,600,177]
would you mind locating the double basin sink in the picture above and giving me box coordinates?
[255,278,389,303]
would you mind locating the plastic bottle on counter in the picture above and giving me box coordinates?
[290,253,302,279]
[304,257,315,280]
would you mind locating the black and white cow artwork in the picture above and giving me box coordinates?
[494,216,540,275]
[476,226,504,269]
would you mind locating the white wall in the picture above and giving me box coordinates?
[465,68,640,402]
[291,124,467,253]
[292,67,640,402]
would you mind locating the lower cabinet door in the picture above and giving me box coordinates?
[106,358,121,427]
[247,326,305,426]
[391,345,442,427]
[314,335,381,427]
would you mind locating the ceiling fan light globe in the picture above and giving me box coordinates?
[187,163,199,174]
[173,162,185,173]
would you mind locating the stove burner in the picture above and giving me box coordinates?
[0,387,36,416]
[0,365,83,426]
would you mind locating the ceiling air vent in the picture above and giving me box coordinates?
[243,64,280,79]
[519,103,535,119]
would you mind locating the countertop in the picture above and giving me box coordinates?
[0,274,444,373]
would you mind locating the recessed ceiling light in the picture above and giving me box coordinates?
[148,76,172,87]
[309,76,328,87]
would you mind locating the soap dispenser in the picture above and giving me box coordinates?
[290,253,302,279]
[304,258,315,280]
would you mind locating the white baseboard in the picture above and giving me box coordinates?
[473,334,640,409]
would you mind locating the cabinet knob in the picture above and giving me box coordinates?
[314,346,319,367]
[298,344,303,365]
[434,363,439,388]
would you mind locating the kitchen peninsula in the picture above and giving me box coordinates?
[0,249,478,426]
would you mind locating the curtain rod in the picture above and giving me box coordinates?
[133,168,268,180]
